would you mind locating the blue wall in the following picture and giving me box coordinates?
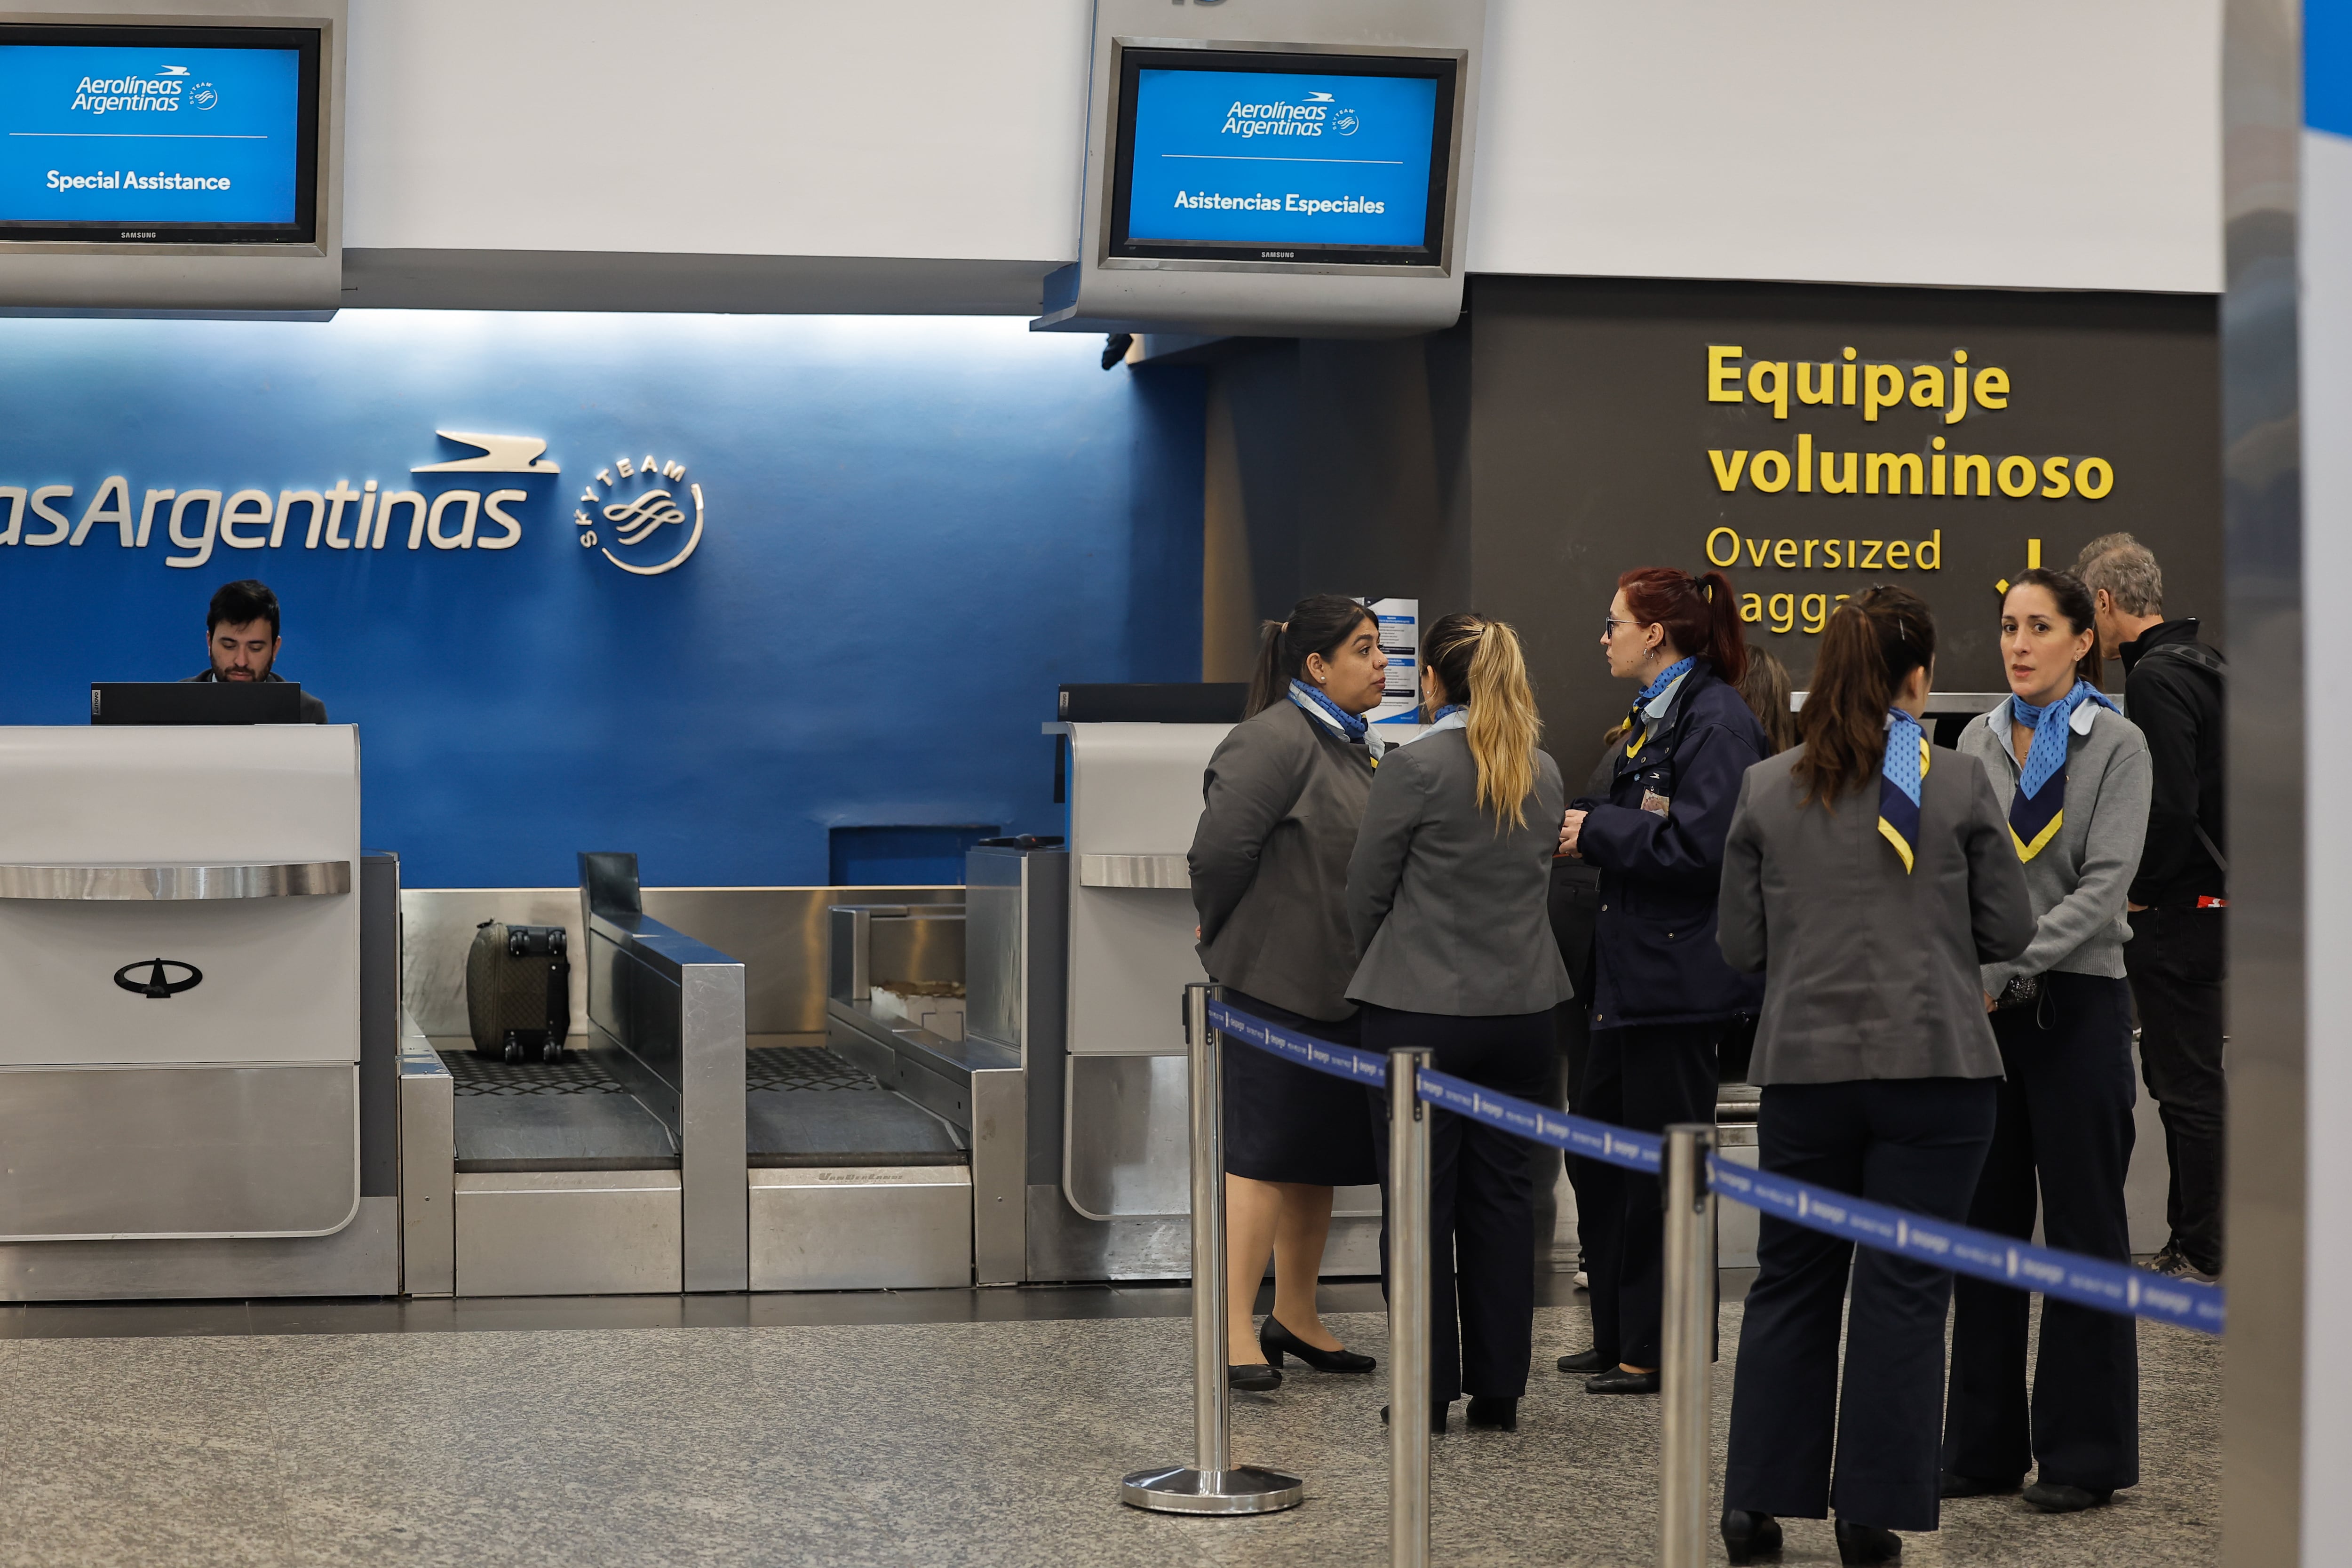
[0,313,1204,885]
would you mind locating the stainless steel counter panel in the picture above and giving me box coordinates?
[454,1170,683,1297]
[0,1197,398,1303]
[0,1062,357,1240]
[749,1167,972,1290]
[584,908,747,1293]
[398,1026,454,1297]
[400,885,961,1037]
[0,860,352,900]
[1077,853,1189,889]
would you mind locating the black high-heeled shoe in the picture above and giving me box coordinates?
[1464,1396,1517,1431]
[1261,1315,1376,1374]
[1380,1402,1450,1433]
[1228,1362,1282,1392]
[1834,1519,1902,1565]
[1722,1509,1783,1564]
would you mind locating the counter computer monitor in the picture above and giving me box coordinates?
[0,22,324,247]
[91,681,303,724]
[1105,48,1459,269]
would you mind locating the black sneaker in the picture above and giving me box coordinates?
[2150,1247,2220,1285]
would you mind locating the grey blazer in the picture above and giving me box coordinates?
[1717,744,2035,1085]
[1956,700,2152,993]
[1345,728,1574,1016]
[1190,700,1377,1022]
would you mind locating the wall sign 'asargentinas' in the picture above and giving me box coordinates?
[0,429,705,577]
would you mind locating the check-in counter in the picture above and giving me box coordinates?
[0,726,401,1300]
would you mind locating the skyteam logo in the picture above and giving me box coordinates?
[574,449,704,576]
[189,82,217,111]
[1333,107,1360,136]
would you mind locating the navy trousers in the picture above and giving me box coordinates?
[1364,1005,1554,1404]
[1578,1021,1720,1368]
[1724,1076,1998,1532]
[1944,971,2141,1493]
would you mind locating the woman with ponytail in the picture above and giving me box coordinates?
[1713,587,2032,1565]
[1345,614,1573,1433]
[1553,567,1768,1396]
[1190,594,1390,1392]
[1942,569,2151,1517]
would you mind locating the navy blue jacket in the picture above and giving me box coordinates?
[1571,663,1767,1030]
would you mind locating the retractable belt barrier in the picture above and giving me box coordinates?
[1206,998,2225,1336]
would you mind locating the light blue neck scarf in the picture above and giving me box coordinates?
[1290,679,1383,758]
[2011,679,2120,801]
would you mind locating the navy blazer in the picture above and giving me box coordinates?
[1572,662,1767,1030]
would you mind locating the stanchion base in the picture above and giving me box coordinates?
[1119,1464,1305,1515]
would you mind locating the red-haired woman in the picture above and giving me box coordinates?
[1555,568,1768,1394]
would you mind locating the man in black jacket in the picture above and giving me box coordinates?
[2074,533,2224,1282]
[184,579,330,723]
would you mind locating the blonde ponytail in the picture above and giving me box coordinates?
[1425,614,1542,829]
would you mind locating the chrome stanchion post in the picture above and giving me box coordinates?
[1120,983,1304,1515]
[1657,1123,1716,1568]
[1389,1046,1434,1568]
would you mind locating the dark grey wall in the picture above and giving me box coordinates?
[1200,333,1471,680]
[1205,277,2221,773]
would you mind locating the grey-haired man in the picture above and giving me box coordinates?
[2074,533,2224,1283]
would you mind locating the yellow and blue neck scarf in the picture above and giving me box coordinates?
[2007,680,2120,861]
[1879,709,1929,874]
[1624,656,1696,759]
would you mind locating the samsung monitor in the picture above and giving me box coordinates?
[1107,49,1457,269]
[1034,0,1485,338]
[0,23,320,247]
[0,2,342,312]
[91,681,303,724]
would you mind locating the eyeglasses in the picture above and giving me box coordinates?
[1601,616,1642,641]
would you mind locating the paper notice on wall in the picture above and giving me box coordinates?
[1359,597,1420,725]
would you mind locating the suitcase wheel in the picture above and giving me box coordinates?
[541,1042,566,1064]
[502,1036,525,1065]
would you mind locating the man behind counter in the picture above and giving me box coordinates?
[184,579,329,723]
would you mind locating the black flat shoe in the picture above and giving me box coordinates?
[2022,1480,2113,1513]
[1939,1471,2022,1499]
[1380,1402,1450,1433]
[1584,1367,1661,1395]
[1834,1519,1902,1564]
[1721,1509,1783,1564]
[1261,1315,1376,1374]
[1464,1396,1517,1431]
[1228,1362,1282,1393]
[1555,1347,1613,1375]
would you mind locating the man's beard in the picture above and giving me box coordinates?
[214,658,272,682]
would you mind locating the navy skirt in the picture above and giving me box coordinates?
[1220,988,1381,1186]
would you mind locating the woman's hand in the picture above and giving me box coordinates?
[1558,808,1587,859]
[1983,991,1997,1013]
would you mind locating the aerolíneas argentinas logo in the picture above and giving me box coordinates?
[0,427,707,579]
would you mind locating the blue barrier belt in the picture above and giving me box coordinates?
[1205,998,2224,1336]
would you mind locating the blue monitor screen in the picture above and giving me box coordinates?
[1110,51,1455,265]
[0,26,319,242]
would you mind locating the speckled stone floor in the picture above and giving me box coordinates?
[0,1291,2217,1567]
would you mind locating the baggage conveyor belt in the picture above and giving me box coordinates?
[437,1038,969,1173]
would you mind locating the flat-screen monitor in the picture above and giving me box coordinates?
[91,681,303,725]
[0,23,322,246]
[1107,48,1458,268]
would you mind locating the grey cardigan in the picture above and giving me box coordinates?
[1189,700,1377,1022]
[1717,745,2035,1084]
[1344,727,1574,1016]
[1956,698,2153,993]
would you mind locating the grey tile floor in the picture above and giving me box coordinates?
[0,1284,2217,1567]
